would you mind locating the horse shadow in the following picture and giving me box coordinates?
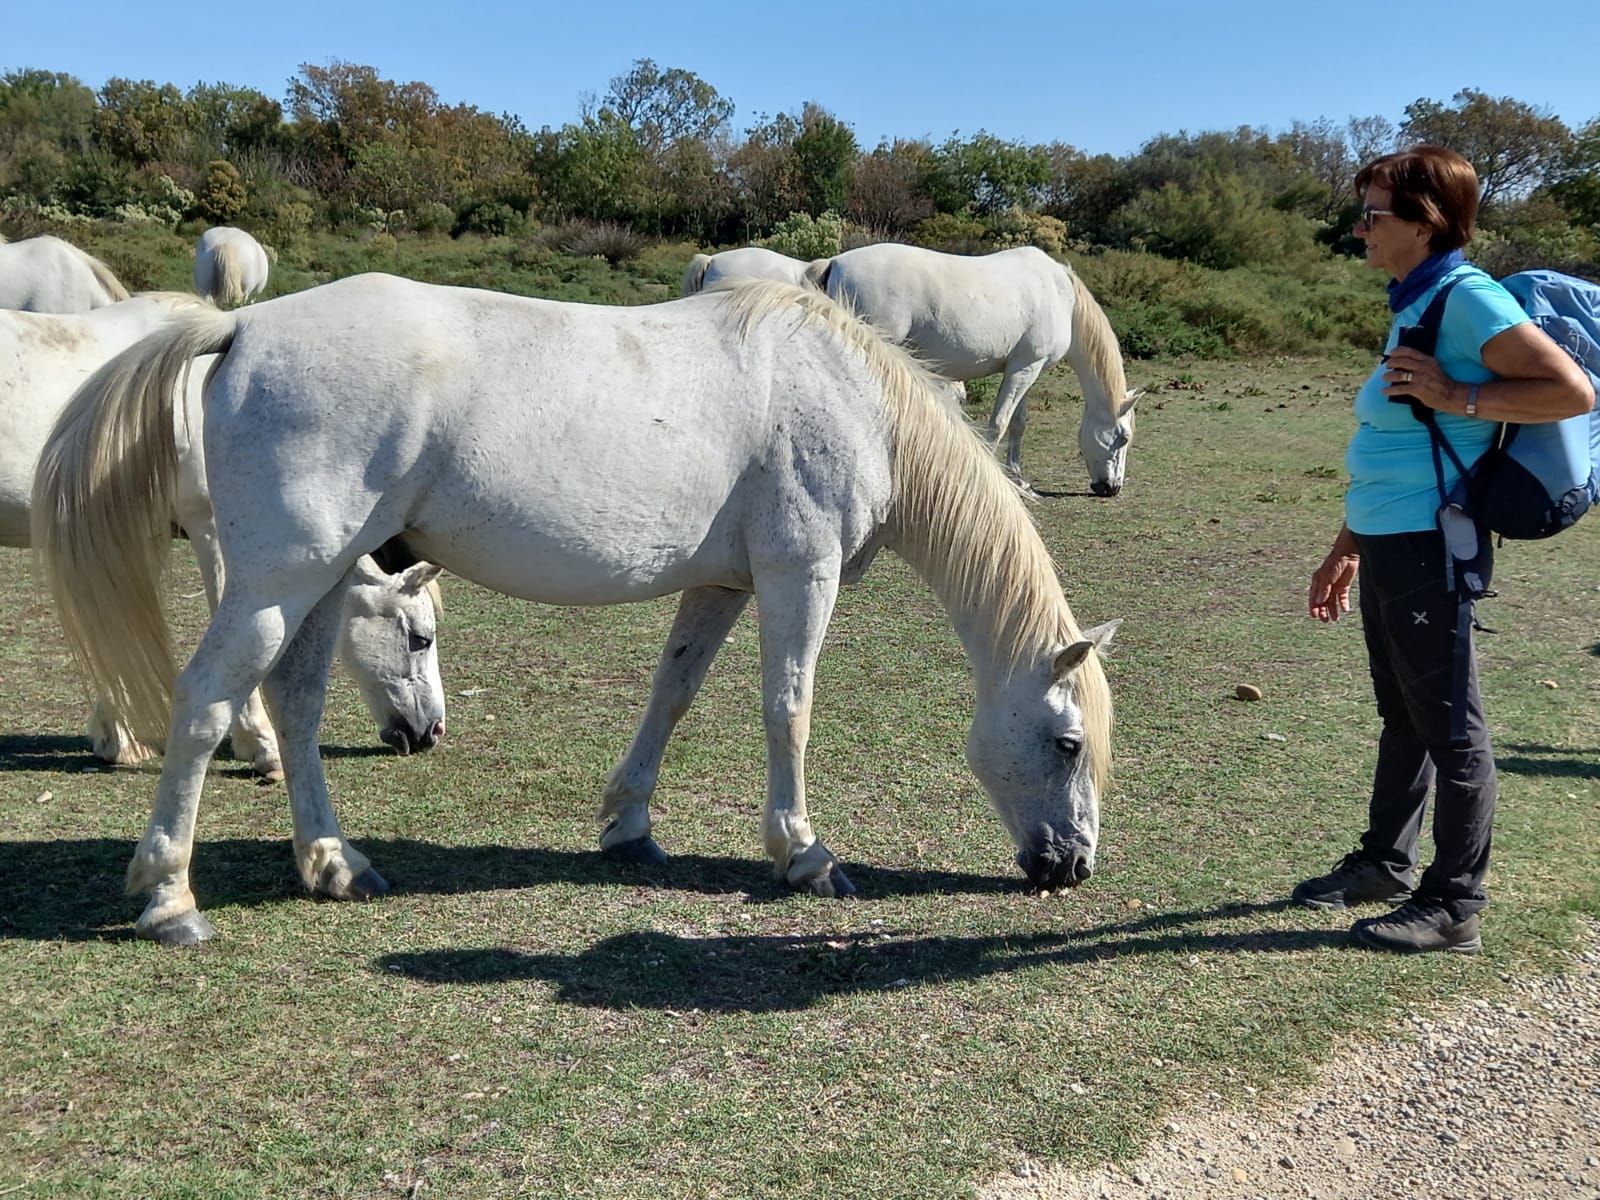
[0,835,1022,942]
[375,898,1339,1014]
[0,733,399,779]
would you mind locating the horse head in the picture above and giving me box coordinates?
[338,557,448,755]
[1081,389,1140,497]
[965,620,1119,890]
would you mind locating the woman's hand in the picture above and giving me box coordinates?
[1309,527,1360,623]
[1379,344,1450,409]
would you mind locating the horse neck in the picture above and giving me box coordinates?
[886,405,1075,685]
[1061,271,1128,426]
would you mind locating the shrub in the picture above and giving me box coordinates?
[410,201,455,236]
[911,211,988,254]
[758,210,845,259]
[987,210,1068,256]
[196,159,247,224]
[456,200,525,238]
[537,219,648,265]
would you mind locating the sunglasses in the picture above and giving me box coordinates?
[1357,205,1398,227]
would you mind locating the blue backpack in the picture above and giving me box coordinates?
[1402,269,1600,565]
[1397,269,1600,743]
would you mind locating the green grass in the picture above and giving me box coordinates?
[2,290,1597,1198]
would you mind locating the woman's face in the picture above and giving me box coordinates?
[1355,184,1431,279]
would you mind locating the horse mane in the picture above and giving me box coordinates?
[680,253,713,296]
[719,279,1112,791]
[1065,265,1136,423]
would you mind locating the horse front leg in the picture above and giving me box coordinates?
[754,562,851,897]
[126,600,297,943]
[259,577,385,902]
[986,359,1046,488]
[186,512,284,780]
[600,586,751,864]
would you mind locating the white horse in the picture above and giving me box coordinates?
[680,246,817,295]
[806,244,1140,495]
[193,227,270,307]
[33,273,1119,944]
[0,233,131,312]
[4,295,446,778]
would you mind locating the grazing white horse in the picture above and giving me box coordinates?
[807,244,1140,495]
[0,233,131,312]
[33,273,1119,944]
[193,227,270,307]
[4,296,445,778]
[680,246,817,295]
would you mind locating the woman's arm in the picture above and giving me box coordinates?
[1384,321,1595,424]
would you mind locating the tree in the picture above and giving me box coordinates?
[602,59,732,154]
[0,69,97,199]
[94,77,185,165]
[847,139,934,235]
[1399,89,1572,206]
[927,131,1048,216]
[791,103,857,216]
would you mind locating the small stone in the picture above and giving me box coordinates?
[1279,1155,1296,1170]
[1440,1131,1460,1145]
[1231,1167,1248,1183]
[34,790,53,803]
[1263,733,1287,742]
[1536,679,1560,689]
[1335,1137,1358,1158]
[1235,683,1263,701]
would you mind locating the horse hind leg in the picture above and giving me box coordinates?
[600,586,750,864]
[126,597,298,943]
[89,697,157,766]
[259,572,386,902]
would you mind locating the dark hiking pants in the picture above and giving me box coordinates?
[1351,529,1496,919]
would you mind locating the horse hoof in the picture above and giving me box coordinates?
[255,763,286,783]
[348,867,390,900]
[800,864,857,899]
[143,910,217,945]
[601,835,669,866]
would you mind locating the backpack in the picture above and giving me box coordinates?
[1394,268,1600,743]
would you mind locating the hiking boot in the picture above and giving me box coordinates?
[1292,851,1413,910]
[1350,897,1482,955]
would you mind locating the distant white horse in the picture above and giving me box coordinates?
[807,244,1140,495]
[680,246,817,295]
[194,227,269,307]
[34,273,1118,943]
[4,295,445,779]
[0,233,131,312]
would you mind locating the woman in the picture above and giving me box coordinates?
[1295,145,1594,954]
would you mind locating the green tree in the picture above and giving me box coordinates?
[927,131,1048,216]
[792,103,857,216]
[847,139,935,235]
[602,59,732,154]
[1400,89,1572,206]
[94,77,186,165]
[0,69,97,200]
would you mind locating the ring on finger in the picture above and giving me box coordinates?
[1400,370,1413,383]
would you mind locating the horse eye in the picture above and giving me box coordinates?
[407,630,434,654]
[1054,736,1081,758]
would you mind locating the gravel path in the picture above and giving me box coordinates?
[982,924,1600,1200]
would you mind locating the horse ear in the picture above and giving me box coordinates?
[399,561,444,604]
[349,555,388,588]
[1119,389,1143,418]
[1051,619,1122,684]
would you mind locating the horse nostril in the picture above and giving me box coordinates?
[1090,481,1120,498]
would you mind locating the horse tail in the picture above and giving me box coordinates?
[76,244,131,305]
[32,307,239,746]
[1065,268,1132,414]
[214,243,246,306]
[802,257,834,294]
[680,253,714,296]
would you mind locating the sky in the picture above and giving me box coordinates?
[5,0,1598,158]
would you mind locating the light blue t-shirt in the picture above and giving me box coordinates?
[1344,265,1529,534]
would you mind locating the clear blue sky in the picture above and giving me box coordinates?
[6,0,1597,157]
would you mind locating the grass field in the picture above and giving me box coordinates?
[2,328,1597,1197]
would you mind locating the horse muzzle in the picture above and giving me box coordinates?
[381,718,446,756]
[1015,836,1095,890]
[1089,480,1122,498]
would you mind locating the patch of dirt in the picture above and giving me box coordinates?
[982,925,1600,1200]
